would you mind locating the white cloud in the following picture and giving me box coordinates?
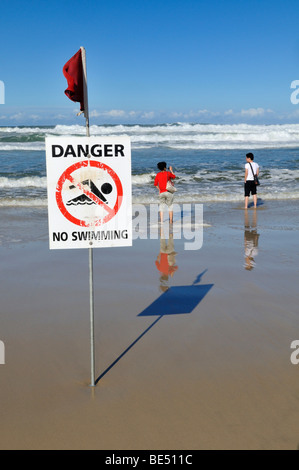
[10,112,24,120]
[240,107,273,117]
[282,108,299,120]
[104,109,126,117]
[89,109,100,118]
[89,109,128,118]
[54,113,68,119]
[0,106,293,125]
[90,109,138,118]
[86,109,156,120]
[141,111,155,119]
[128,111,138,117]
[170,109,220,120]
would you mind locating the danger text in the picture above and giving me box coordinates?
[52,144,125,158]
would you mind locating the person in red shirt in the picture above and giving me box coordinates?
[154,162,176,223]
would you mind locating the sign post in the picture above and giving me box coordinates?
[89,244,95,387]
[47,48,132,387]
[46,136,132,386]
[81,46,95,387]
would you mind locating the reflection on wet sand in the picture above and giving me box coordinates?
[244,210,260,270]
[155,224,178,291]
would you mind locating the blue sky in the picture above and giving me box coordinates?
[1,0,299,125]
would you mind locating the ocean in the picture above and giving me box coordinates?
[1,122,299,207]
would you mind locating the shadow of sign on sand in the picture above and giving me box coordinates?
[95,270,213,384]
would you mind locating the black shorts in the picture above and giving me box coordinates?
[244,181,257,197]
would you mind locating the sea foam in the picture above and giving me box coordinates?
[2,123,299,149]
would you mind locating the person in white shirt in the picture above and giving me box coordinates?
[244,152,259,209]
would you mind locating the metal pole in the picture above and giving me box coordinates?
[81,46,95,387]
[89,246,95,387]
[81,46,90,137]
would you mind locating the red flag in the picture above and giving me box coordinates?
[63,49,84,111]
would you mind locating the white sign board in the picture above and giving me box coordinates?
[45,136,132,249]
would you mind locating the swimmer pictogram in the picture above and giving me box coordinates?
[56,160,123,227]
[66,179,113,206]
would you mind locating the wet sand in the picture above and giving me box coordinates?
[0,200,299,450]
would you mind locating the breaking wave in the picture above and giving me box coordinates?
[2,123,299,150]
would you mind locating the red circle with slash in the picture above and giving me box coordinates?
[56,160,123,227]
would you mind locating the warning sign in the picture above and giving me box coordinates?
[46,136,132,249]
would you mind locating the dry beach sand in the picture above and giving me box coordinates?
[0,200,299,450]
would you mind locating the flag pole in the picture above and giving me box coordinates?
[81,46,95,387]
[81,46,90,137]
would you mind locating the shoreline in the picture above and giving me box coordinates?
[2,191,299,209]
